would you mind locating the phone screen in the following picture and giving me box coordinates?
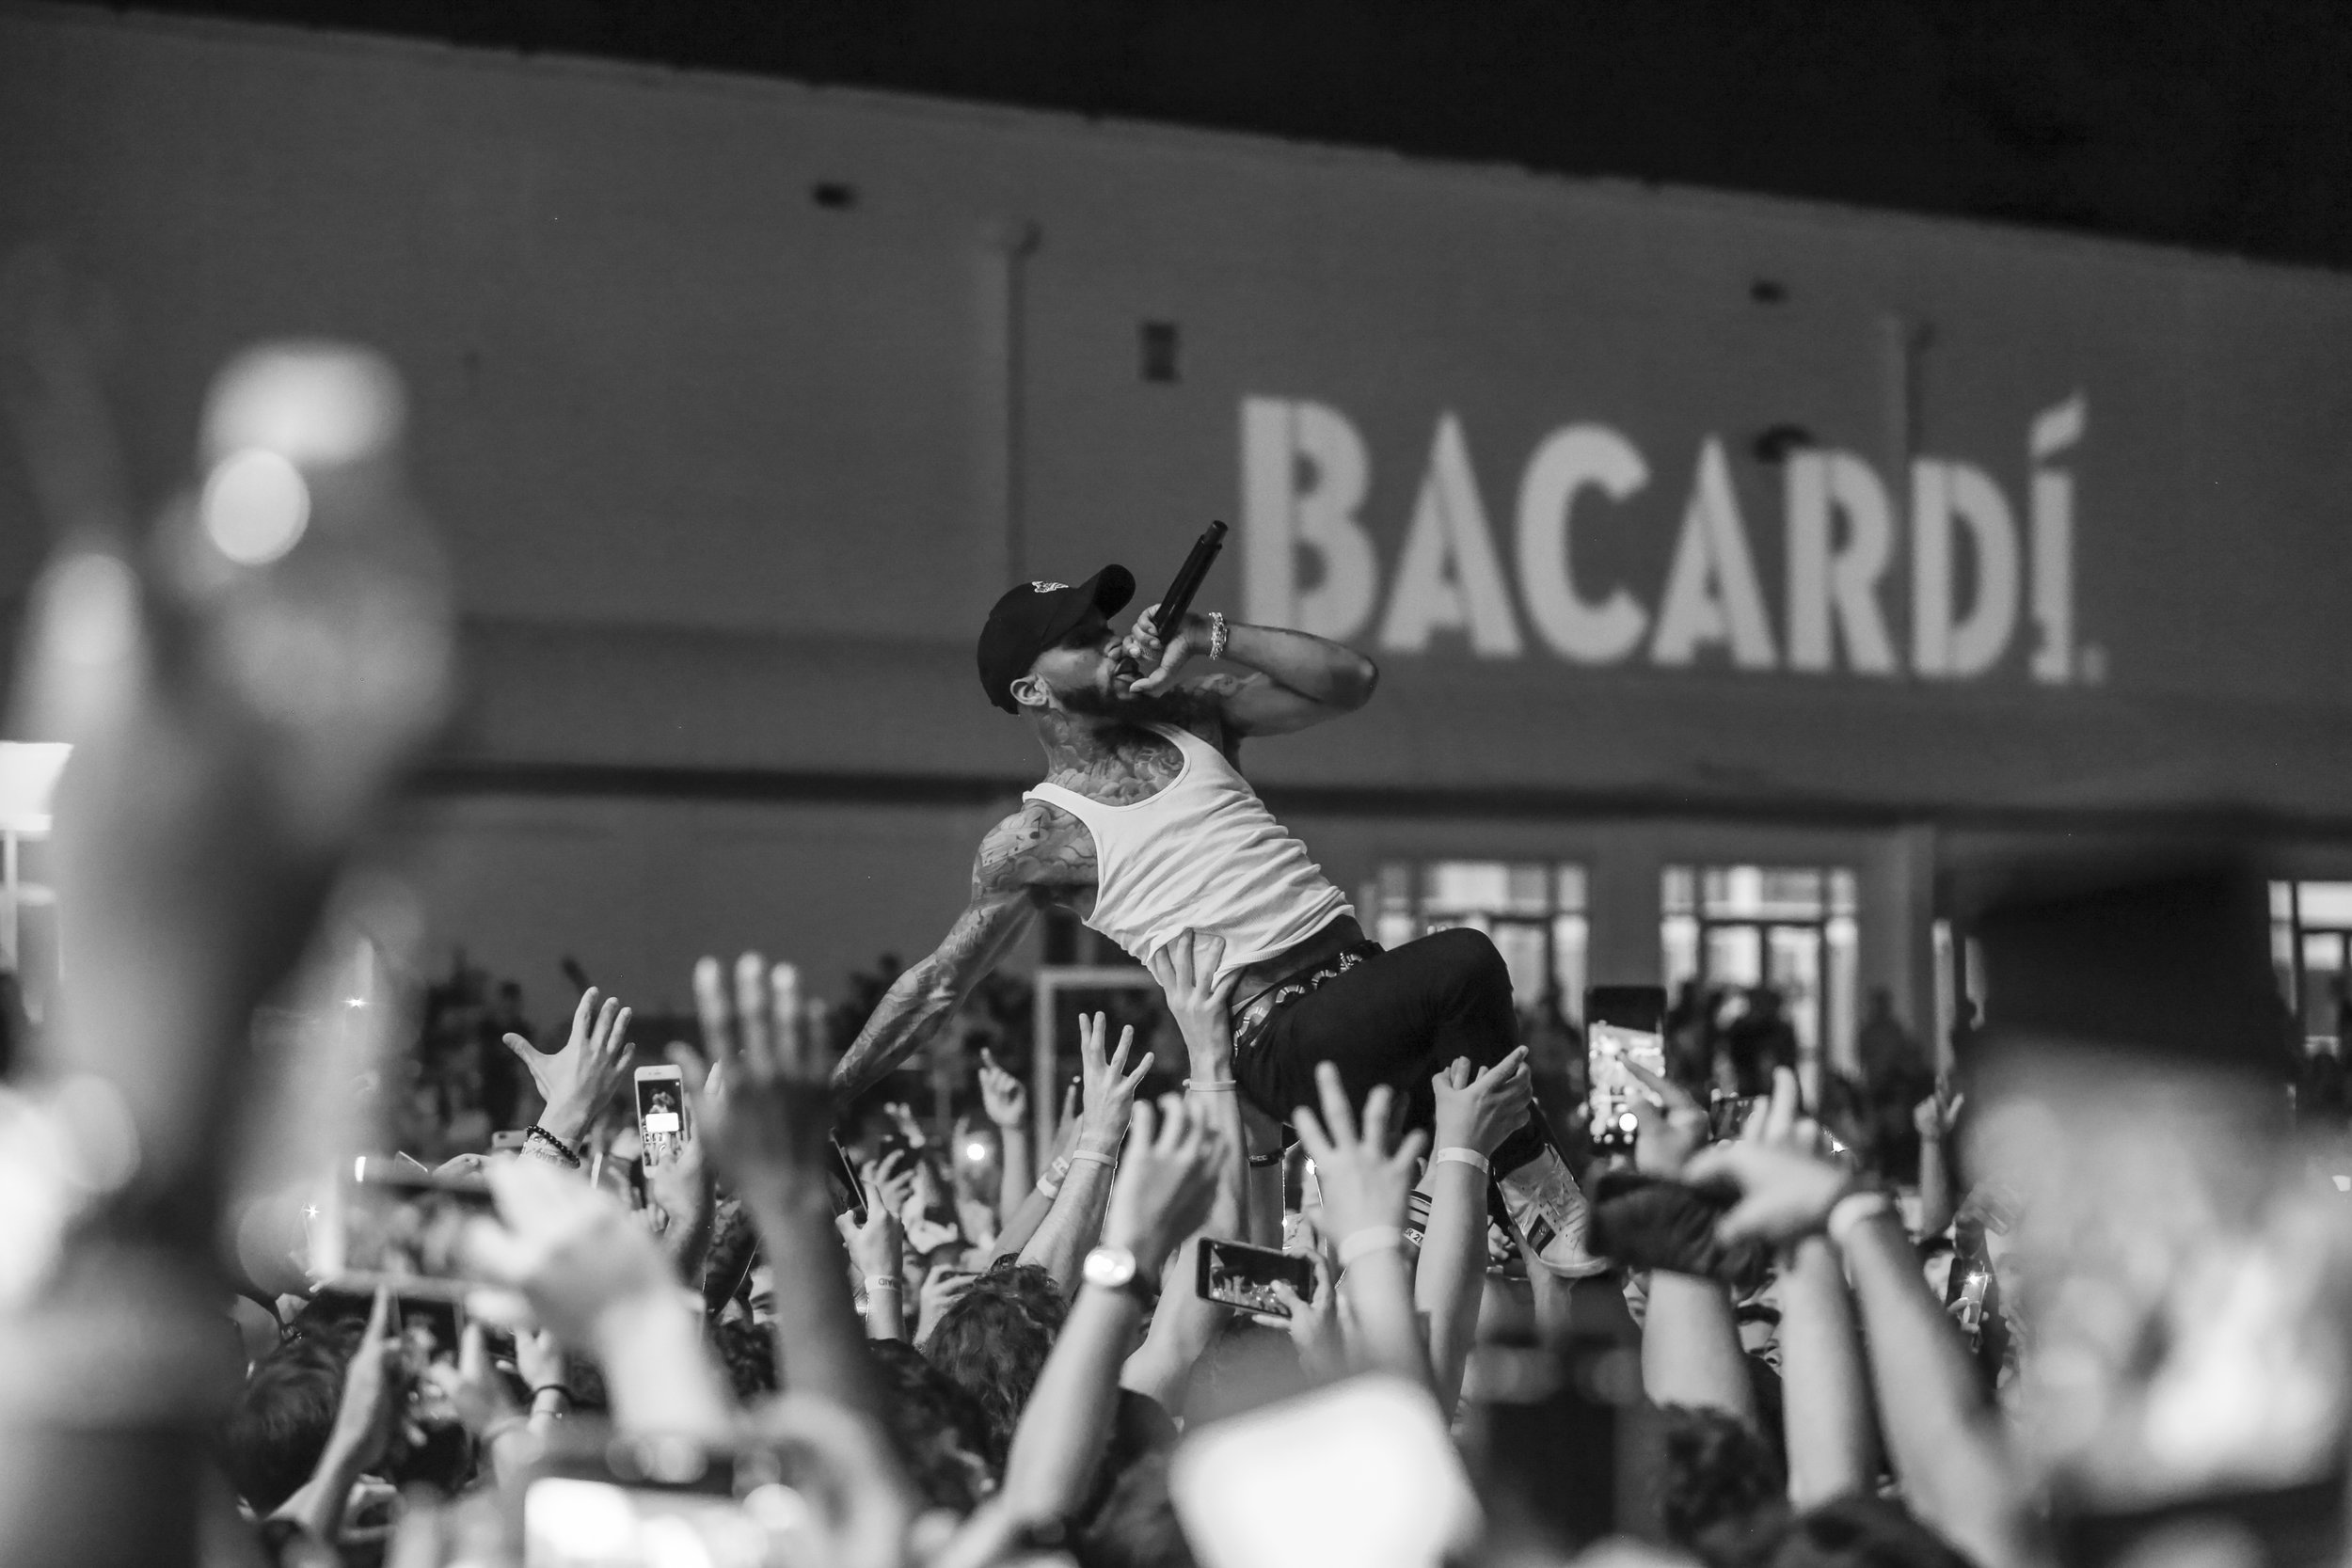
[1197,1239,1314,1319]
[314,1161,497,1293]
[1586,1023,1665,1152]
[635,1068,686,1167]
[1708,1092,1765,1142]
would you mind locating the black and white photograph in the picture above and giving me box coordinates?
[5,4,2352,1566]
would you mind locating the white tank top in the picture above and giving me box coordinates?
[1025,723,1353,990]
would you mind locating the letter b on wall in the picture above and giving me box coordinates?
[1242,397,1380,640]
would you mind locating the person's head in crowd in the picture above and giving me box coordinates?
[714,1317,778,1402]
[1076,1449,1197,1568]
[1655,1404,1789,1566]
[921,1260,1069,1467]
[220,1333,349,1513]
[865,1340,998,1513]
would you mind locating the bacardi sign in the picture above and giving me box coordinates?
[1241,393,2091,684]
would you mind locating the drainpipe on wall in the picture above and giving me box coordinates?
[973,219,1041,603]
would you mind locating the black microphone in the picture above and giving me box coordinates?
[1154,519,1228,633]
[1121,520,1227,678]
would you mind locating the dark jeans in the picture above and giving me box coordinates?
[1232,926,1550,1177]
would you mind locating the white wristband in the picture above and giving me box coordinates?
[1067,1148,1116,1169]
[1186,1079,1238,1093]
[1338,1226,1406,1268]
[1433,1147,1491,1177]
[1825,1189,1894,1250]
[863,1275,902,1294]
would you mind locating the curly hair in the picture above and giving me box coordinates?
[866,1340,999,1513]
[1657,1403,1789,1566]
[919,1260,1068,1469]
[713,1317,778,1402]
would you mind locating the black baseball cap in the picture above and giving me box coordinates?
[977,565,1136,713]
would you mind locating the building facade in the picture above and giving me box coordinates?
[7,4,2352,1070]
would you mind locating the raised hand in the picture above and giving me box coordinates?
[644,1126,711,1234]
[1681,1140,1856,1248]
[426,1322,518,1440]
[977,1049,1029,1129]
[837,1162,905,1286]
[916,1265,977,1344]
[21,335,452,1243]
[1292,1063,1427,1244]
[1269,1250,1343,1379]
[1625,1057,1709,1178]
[1915,1072,1963,1143]
[1101,1096,1225,1279]
[459,1156,678,1349]
[690,953,834,1212]
[1075,1012,1153,1156]
[505,988,631,1148]
[1432,1046,1534,1161]
[331,1285,407,1476]
[513,1326,567,1405]
[1047,1079,1085,1162]
[1146,929,1238,1077]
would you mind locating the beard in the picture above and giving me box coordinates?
[1052,673,1194,726]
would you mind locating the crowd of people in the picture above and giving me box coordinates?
[5,333,2349,1568]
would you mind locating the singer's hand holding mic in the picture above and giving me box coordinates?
[1122,602,1219,694]
[1120,519,1229,693]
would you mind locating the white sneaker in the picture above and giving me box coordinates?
[1497,1146,1609,1277]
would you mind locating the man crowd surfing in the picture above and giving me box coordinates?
[3,317,2348,1568]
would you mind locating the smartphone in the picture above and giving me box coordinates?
[826,1136,868,1227]
[521,1435,804,1568]
[1585,986,1667,1155]
[1197,1238,1315,1320]
[1708,1092,1765,1142]
[634,1065,687,1167]
[312,1159,497,1297]
[1172,1375,1480,1568]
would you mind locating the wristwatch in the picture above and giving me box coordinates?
[1082,1243,1158,1304]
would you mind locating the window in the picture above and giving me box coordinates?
[2271,881,2352,1045]
[1368,859,1587,1017]
[1662,864,1857,1066]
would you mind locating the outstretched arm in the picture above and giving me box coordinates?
[1126,607,1378,736]
[833,801,1087,1101]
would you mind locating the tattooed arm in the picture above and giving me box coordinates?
[1125,609,1377,739]
[832,800,1093,1102]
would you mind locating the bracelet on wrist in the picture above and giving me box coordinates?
[864,1275,903,1293]
[524,1124,582,1167]
[1432,1147,1492,1177]
[1067,1148,1117,1169]
[1186,1078,1238,1094]
[1206,610,1231,662]
[1247,1149,1286,1169]
[1825,1188,1895,1249]
[1338,1226,1406,1268]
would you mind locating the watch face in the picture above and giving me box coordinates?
[1087,1246,1137,1289]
